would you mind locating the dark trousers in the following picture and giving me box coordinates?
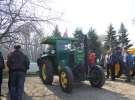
[0,69,3,95]
[111,64,115,80]
[8,71,11,92]
[10,71,26,100]
[106,64,110,78]
[124,63,131,81]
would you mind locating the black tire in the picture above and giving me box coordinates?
[89,65,105,88]
[59,67,74,93]
[39,59,53,85]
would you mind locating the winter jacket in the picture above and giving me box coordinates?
[109,51,122,66]
[7,50,30,72]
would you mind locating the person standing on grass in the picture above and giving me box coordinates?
[0,51,5,96]
[110,48,118,81]
[105,50,112,78]
[99,53,106,69]
[7,45,30,100]
[122,47,132,82]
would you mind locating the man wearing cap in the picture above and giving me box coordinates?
[0,51,4,96]
[7,45,30,100]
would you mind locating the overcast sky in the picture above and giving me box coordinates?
[49,0,135,44]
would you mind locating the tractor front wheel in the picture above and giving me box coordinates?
[59,67,74,93]
[89,65,105,88]
[40,59,53,85]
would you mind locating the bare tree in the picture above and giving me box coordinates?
[0,0,62,61]
[0,0,61,44]
[15,22,45,61]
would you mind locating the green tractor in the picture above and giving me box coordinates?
[37,35,105,93]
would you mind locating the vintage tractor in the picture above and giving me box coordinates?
[37,35,105,93]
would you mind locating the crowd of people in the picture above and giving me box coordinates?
[0,45,30,100]
[100,47,134,82]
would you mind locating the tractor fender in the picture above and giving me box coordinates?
[89,64,102,72]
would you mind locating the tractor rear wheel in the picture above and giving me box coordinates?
[40,59,53,85]
[59,67,74,93]
[89,65,105,88]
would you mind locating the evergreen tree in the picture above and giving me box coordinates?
[87,27,102,57]
[104,24,118,51]
[74,28,84,47]
[118,23,133,48]
[52,25,61,37]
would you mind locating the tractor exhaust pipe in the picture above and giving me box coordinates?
[84,35,88,68]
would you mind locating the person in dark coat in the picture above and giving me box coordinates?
[7,45,30,100]
[100,54,105,68]
[110,51,116,80]
[0,51,4,96]
[37,54,42,77]
[110,48,118,81]
[105,50,112,78]
[110,47,123,81]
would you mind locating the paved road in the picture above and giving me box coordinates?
[1,76,135,100]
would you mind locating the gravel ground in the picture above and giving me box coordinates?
[1,76,135,100]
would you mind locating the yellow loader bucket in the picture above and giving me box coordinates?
[115,63,120,75]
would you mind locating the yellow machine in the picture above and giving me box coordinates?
[114,48,135,77]
[128,48,135,55]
